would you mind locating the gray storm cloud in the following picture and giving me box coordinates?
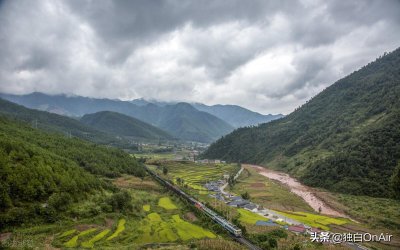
[0,0,399,114]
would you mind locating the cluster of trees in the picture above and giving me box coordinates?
[248,229,287,249]
[0,116,145,226]
[203,48,400,199]
[241,191,251,200]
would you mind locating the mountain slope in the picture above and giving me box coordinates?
[192,103,283,128]
[81,111,173,140]
[157,103,234,143]
[0,115,145,225]
[130,99,284,128]
[0,94,234,143]
[0,98,136,150]
[203,48,400,198]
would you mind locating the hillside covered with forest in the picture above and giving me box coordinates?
[0,115,145,227]
[203,48,400,199]
[81,111,174,141]
[0,98,137,150]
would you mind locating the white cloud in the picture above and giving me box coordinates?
[0,0,399,114]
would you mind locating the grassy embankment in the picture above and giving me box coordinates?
[323,193,400,250]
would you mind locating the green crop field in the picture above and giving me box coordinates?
[64,228,98,248]
[143,204,151,212]
[3,174,225,249]
[106,219,126,241]
[60,229,77,238]
[53,193,216,248]
[134,152,176,161]
[237,208,268,225]
[81,229,111,248]
[151,161,240,194]
[158,197,178,210]
[274,211,349,230]
[134,212,216,244]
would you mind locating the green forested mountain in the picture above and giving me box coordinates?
[156,103,234,143]
[0,94,234,143]
[132,99,284,128]
[203,48,400,198]
[0,116,145,226]
[81,111,173,140]
[0,98,137,150]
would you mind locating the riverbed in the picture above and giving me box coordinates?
[246,164,348,218]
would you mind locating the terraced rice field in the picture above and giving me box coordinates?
[81,229,110,248]
[106,219,126,241]
[60,229,77,238]
[275,211,349,230]
[59,196,216,248]
[135,212,216,244]
[160,162,240,193]
[63,228,98,248]
[60,218,127,248]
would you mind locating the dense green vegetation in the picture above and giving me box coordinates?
[335,193,400,230]
[0,116,145,227]
[80,111,173,140]
[0,98,137,150]
[248,229,287,250]
[203,48,400,198]
[391,163,400,199]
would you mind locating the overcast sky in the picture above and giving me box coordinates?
[0,0,399,114]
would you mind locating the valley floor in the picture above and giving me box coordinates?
[2,152,399,250]
[241,164,400,250]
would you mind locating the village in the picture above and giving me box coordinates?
[203,170,323,236]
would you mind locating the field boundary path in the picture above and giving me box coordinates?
[220,165,244,195]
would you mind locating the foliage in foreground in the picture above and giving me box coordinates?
[0,116,145,227]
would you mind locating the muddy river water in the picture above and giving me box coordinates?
[246,164,348,218]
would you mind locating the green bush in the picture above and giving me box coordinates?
[48,193,72,212]
[106,191,132,213]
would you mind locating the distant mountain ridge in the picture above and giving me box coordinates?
[0,93,234,143]
[130,98,284,128]
[192,103,283,128]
